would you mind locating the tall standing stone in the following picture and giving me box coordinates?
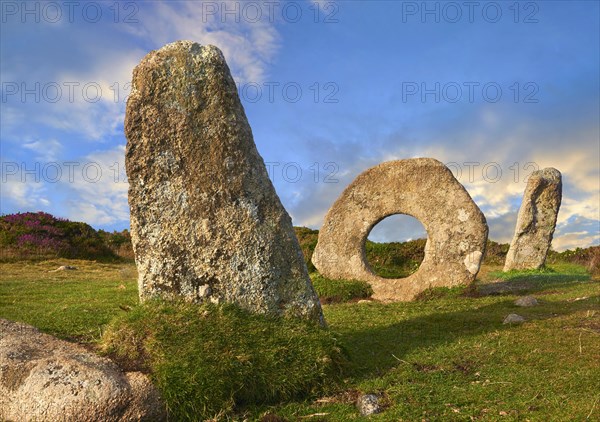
[125,41,323,324]
[504,168,562,271]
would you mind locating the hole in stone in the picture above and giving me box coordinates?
[366,214,427,279]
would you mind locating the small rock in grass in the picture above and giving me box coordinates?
[357,300,372,304]
[514,296,538,307]
[503,314,526,324]
[357,394,381,416]
[48,265,77,272]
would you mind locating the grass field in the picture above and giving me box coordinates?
[1,259,599,421]
[0,260,138,343]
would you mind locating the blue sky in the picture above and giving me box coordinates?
[1,0,599,251]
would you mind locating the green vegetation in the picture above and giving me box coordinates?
[294,228,540,279]
[0,260,138,342]
[1,216,599,420]
[549,245,600,277]
[2,259,598,420]
[253,266,599,421]
[482,240,511,265]
[0,212,134,262]
[2,215,596,278]
[490,263,589,282]
[100,301,347,420]
[365,239,426,278]
[311,273,373,303]
[97,228,135,260]
[294,226,319,272]
[294,226,428,279]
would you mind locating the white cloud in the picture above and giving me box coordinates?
[0,178,50,211]
[2,1,283,226]
[552,232,599,252]
[3,1,596,252]
[0,106,24,130]
[280,114,599,251]
[68,202,122,227]
[368,214,427,243]
[118,1,281,84]
[61,145,129,226]
[23,139,63,162]
[1,146,130,226]
[2,2,281,143]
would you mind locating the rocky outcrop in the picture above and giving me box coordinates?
[504,168,562,271]
[312,158,488,301]
[0,319,166,421]
[125,41,323,323]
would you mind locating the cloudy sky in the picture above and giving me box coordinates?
[1,0,598,251]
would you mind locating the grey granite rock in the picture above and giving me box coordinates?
[0,319,166,421]
[125,41,323,324]
[504,168,562,271]
[312,158,488,302]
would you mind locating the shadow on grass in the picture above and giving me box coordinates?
[332,289,599,382]
[476,272,592,296]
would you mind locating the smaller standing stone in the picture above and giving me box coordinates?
[504,168,562,271]
[503,314,526,324]
[515,296,538,307]
[357,394,381,416]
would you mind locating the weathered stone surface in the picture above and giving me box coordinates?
[357,393,382,416]
[0,319,166,422]
[312,158,488,302]
[125,41,323,323]
[504,168,562,271]
[514,295,538,307]
[503,314,526,324]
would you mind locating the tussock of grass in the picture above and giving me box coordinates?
[310,273,373,303]
[100,301,347,421]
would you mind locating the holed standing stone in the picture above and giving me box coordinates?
[312,158,488,302]
[125,41,324,324]
[504,168,562,271]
